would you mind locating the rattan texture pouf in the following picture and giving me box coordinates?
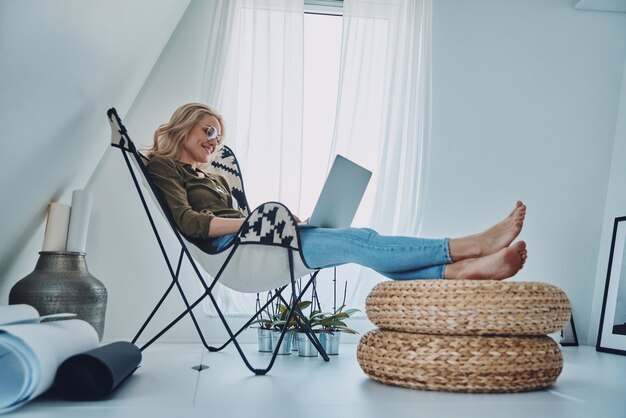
[357,330,563,393]
[358,280,571,393]
[366,280,571,336]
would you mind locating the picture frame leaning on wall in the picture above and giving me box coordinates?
[560,315,579,347]
[597,216,626,355]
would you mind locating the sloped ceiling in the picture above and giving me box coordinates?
[576,0,626,12]
[0,0,190,289]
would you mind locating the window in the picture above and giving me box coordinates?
[210,1,348,316]
[300,10,343,215]
[305,0,343,15]
[212,0,428,318]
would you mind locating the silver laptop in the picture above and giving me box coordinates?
[301,154,372,229]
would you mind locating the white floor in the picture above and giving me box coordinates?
[9,343,626,418]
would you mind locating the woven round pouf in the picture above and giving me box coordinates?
[366,280,571,336]
[357,330,563,393]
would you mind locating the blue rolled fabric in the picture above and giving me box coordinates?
[54,341,141,400]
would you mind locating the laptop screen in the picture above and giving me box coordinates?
[306,155,372,228]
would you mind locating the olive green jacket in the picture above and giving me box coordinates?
[146,155,245,251]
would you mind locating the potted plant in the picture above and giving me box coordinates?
[317,305,359,355]
[291,280,326,357]
[255,319,274,353]
[318,276,359,355]
[271,299,312,355]
[294,308,325,357]
[291,306,359,356]
[252,292,276,353]
[251,273,360,357]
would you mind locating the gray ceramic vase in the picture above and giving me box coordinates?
[9,251,107,340]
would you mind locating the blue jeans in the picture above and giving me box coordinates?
[211,227,451,280]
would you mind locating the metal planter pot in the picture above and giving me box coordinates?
[257,328,273,352]
[296,332,319,357]
[320,332,341,355]
[271,330,293,355]
[9,251,107,341]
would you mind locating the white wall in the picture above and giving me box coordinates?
[424,0,626,344]
[589,59,626,343]
[0,0,190,300]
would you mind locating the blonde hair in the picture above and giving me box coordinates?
[149,103,225,161]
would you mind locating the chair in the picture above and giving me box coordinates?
[106,108,329,375]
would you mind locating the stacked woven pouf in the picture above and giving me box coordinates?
[357,280,571,393]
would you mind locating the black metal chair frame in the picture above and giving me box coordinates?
[107,108,329,375]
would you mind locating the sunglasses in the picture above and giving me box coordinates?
[205,126,222,141]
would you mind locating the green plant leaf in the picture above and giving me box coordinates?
[335,325,358,334]
[250,319,275,328]
[310,311,325,320]
[343,308,360,316]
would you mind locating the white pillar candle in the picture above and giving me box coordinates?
[41,203,71,252]
[65,190,93,253]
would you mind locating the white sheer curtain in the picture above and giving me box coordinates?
[200,0,238,106]
[217,0,305,211]
[202,0,432,316]
[204,0,306,315]
[330,0,433,312]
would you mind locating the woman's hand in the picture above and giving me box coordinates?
[293,215,310,224]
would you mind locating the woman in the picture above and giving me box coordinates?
[147,103,527,281]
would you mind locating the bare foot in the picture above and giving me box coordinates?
[449,201,526,260]
[518,241,528,268]
[445,241,526,280]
